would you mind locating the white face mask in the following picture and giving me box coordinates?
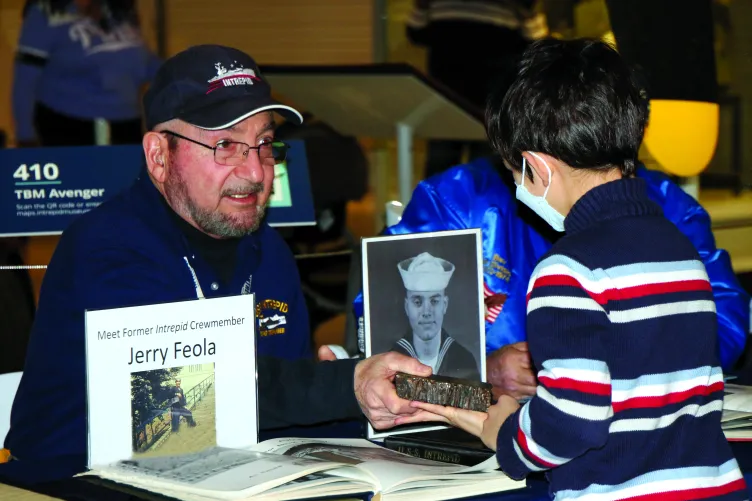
[515,152,566,232]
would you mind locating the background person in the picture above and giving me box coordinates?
[12,0,161,147]
[405,0,548,177]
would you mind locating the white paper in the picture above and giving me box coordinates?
[85,294,258,468]
[0,371,22,445]
[100,447,344,499]
[723,384,752,412]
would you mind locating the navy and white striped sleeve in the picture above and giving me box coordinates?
[495,253,613,479]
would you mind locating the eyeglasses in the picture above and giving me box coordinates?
[160,130,289,166]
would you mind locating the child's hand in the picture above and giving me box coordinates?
[481,395,520,450]
[393,395,522,451]
[394,401,488,438]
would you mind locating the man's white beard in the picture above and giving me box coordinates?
[164,167,265,238]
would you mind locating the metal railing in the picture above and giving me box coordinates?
[184,373,214,411]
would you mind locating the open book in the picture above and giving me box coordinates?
[722,383,752,441]
[78,437,525,501]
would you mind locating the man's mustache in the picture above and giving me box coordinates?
[221,183,264,197]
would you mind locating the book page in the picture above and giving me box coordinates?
[722,419,752,430]
[385,476,526,501]
[724,384,752,412]
[249,438,506,493]
[722,409,752,424]
[724,428,752,441]
[85,446,355,500]
[256,471,373,500]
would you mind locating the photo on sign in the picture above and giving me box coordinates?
[130,363,217,458]
[362,229,486,438]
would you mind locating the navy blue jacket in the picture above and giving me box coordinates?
[2,170,312,480]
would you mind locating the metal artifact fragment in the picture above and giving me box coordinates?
[394,372,492,412]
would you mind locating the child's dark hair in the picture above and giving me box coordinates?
[485,38,648,179]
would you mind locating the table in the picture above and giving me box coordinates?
[0,418,549,501]
[0,482,58,500]
[4,428,752,501]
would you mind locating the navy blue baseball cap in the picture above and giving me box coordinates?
[143,44,303,130]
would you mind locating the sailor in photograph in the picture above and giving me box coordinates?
[170,378,197,431]
[392,252,480,380]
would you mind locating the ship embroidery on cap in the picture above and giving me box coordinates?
[207,61,260,94]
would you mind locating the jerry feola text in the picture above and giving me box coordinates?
[91,316,247,366]
[128,338,216,366]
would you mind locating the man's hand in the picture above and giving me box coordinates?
[394,395,521,451]
[353,352,432,430]
[486,342,537,400]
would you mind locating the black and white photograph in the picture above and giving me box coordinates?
[362,229,486,438]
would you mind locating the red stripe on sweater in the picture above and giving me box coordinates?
[526,275,711,305]
[539,376,612,396]
[615,477,747,501]
[516,428,558,469]
[612,381,725,413]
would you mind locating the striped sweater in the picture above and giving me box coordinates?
[496,178,747,501]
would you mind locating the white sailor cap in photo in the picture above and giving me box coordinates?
[398,252,455,292]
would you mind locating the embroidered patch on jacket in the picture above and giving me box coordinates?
[241,275,252,295]
[256,299,288,337]
[483,253,511,282]
[484,284,507,323]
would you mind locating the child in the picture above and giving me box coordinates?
[396,38,748,500]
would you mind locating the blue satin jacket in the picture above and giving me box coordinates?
[353,157,749,370]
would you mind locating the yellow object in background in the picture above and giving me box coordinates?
[0,448,10,464]
[642,100,720,177]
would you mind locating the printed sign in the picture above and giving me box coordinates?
[84,294,258,468]
[0,140,314,237]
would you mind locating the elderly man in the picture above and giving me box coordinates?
[0,44,429,487]
[391,252,480,380]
